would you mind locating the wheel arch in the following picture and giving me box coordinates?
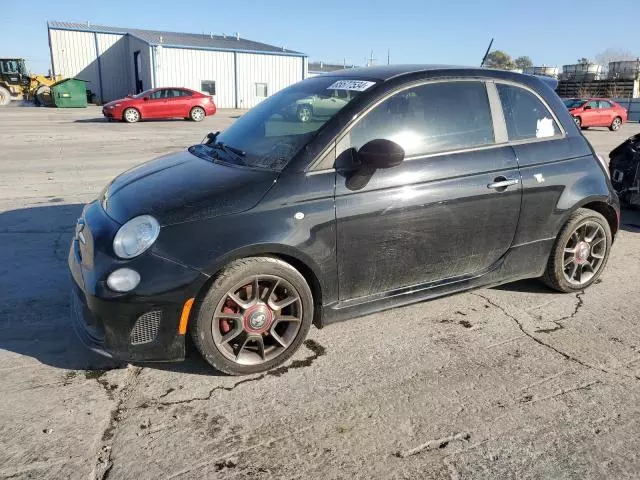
[557,196,619,238]
[195,244,325,328]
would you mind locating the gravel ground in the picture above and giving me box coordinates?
[1,105,640,480]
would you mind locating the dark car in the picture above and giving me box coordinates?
[563,98,627,130]
[102,87,216,123]
[69,66,619,375]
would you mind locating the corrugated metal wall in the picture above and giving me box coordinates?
[96,33,130,102]
[49,29,99,92]
[153,47,235,108]
[49,29,132,102]
[236,54,304,108]
[128,36,152,93]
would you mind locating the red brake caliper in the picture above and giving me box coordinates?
[220,299,238,334]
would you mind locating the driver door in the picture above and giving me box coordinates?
[334,80,522,300]
[142,89,170,118]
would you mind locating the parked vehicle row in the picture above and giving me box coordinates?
[71,66,619,375]
[563,97,627,131]
[102,87,216,123]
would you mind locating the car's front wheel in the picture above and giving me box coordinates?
[297,104,313,123]
[123,107,140,123]
[190,106,205,122]
[573,116,582,128]
[609,116,622,131]
[191,257,314,375]
[542,208,612,292]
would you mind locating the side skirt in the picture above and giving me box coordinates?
[319,238,554,327]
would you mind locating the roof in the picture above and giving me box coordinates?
[47,21,305,56]
[320,64,560,89]
[308,62,356,73]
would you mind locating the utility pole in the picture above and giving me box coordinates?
[387,48,390,65]
[365,50,378,67]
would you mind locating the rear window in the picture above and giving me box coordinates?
[497,84,561,141]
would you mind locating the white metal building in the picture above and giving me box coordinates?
[47,21,308,108]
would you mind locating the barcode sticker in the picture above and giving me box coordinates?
[327,80,376,91]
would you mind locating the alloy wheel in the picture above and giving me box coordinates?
[124,109,139,122]
[573,116,581,128]
[191,107,205,121]
[212,275,303,365]
[562,221,607,286]
[611,118,621,130]
[298,106,312,122]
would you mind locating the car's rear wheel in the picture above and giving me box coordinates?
[297,104,313,123]
[191,257,314,375]
[609,116,622,131]
[542,208,612,292]
[190,106,205,122]
[123,107,140,123]
[573,116,582,128]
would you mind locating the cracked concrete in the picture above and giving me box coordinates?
[1,107,640,479]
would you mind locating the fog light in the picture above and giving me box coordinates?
[107,268,140,292]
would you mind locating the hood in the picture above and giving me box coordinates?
[102,150,278,225]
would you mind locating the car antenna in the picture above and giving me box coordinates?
[480,38,494,67]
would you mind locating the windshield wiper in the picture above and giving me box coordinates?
[203,131,246,160]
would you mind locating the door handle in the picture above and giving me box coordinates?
[487,178,519,190]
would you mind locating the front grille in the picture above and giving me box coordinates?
[130,311,162,345]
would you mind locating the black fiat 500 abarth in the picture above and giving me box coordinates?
[69,65,619,375]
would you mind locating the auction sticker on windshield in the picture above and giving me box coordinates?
[327,80,376,91]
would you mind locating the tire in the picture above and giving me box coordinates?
[190,106,205,122]
[191,257,314,375]
[609,116,622,131]
[297,104,313,123]
[542,208,612,292]
[0,86,11,106]
[123,107,140,123]
[573,116,581,128]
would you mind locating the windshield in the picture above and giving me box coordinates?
[563,99,585,109]
[133,89,154,98]
[203,76,375,170]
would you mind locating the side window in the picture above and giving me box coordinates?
[349,81,495,157]
[587,100,599,109]
[255,83,268,97]
[201,81,216,96]
[171,89,191,98]
[150,90,166,99]
[599,100,612,109]
[497,84,560,141]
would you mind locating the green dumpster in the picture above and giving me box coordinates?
[50,78,89,108]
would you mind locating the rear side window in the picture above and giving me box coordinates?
[497,84,560,141]
[349,81,495,157]
[599,100,612,108]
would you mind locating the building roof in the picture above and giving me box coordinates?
[47,21,305,56]
[308,62,356,73]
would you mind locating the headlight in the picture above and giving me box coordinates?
[113,215,160,259]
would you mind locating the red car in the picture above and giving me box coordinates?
[102,87,216,123]
[563,98,627,131]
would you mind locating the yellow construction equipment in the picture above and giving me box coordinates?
[0,58,61,106]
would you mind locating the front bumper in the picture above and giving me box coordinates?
[68,201,209,362]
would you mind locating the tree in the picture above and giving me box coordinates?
[577,57,590,65]
[595,48,636,66]
[514,56,533,70]
[484,50,514,70]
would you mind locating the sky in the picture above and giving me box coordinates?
[2,0,639,75]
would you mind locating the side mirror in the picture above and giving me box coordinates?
[584,105,591,110]
[143,96,150,101]
[357,139,405,169]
